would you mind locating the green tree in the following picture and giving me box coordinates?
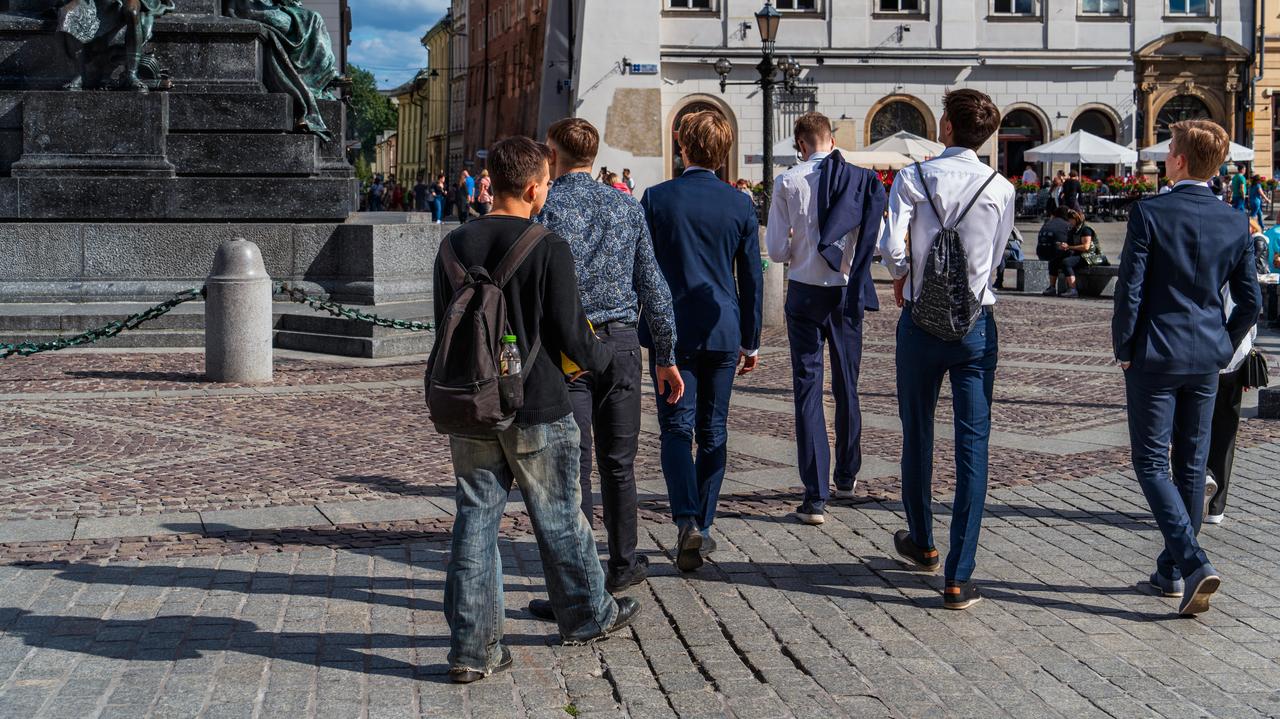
[348,64,397,160]
[354,153,371,185]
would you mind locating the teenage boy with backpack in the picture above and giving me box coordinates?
[876,89,1016,610]
[427,136,641,684]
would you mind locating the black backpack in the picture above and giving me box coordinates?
[909,161,999,342]
[424,223,549,435]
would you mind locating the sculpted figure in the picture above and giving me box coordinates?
[57,0,174,90]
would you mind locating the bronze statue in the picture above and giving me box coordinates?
[56,0,174,91]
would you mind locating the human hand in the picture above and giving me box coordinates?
[893,275,908,308]
[737,352,758,376]
[1057,242,1069,251]
[654,364,685,405]
[1119,361,1131,371]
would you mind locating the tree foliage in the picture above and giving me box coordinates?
[348,64,397,159]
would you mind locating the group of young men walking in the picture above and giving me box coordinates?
[427,88,1261,682]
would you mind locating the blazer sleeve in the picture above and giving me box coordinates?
[736,203,764,352]
[1112,205,1150,363]
[1225,233,1263,352]
[857,175,888,312]
[544,240,613,375]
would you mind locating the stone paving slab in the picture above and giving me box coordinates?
[74,514,203,540]
[200,506,330,533]
[0,520,75,543]
[316,498,450,525]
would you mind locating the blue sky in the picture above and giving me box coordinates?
[348,0,449,89]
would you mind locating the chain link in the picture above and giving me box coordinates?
[275,283,433,332]
[0,287,205,360]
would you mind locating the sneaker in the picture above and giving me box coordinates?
[1203,513,1225,525]
[943,581,982,610]
[795,508,825,525]
[1148,572,1185,598]
[832,480,858,500]
[562,597,642,646]
[699,532,718,557]
[1041,286,1058,296]
[1178,564,1221,617]
[675,522,703,572]
[449,645,513,684]
[606,555,649,594]
[1061,288,1079,298]
[892,530,940,572]
[1203,475,1219,520]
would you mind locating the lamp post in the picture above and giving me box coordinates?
[714,2,799,219]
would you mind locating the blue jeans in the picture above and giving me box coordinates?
[786,281,863,513]
[1124,369,1216,581]
[650,349,738,530]
[443,415,617,673]
[896,308,998,583]
[433,196,446,221]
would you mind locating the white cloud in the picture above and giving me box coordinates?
[350,25,433,88]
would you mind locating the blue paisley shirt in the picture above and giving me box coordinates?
[538,172,677,366]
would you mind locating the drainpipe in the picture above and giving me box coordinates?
[566,0,576,117]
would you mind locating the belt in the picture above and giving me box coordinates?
[596,321,637,335]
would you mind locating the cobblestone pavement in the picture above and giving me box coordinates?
[1,290,1279,718]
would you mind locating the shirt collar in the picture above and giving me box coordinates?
[683,165,713,175]
[806,151,832,163]
[554,171,595,186]
[937,147,980,162]
[1175,179,1210,189]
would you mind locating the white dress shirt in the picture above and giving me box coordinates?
[1022,168,1038,185]
[765,151,870,287]
[877,147,1016,307]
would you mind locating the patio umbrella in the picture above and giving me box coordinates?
[865,131,945,162]
[1138,138,1255,162]
[837,149,914,170]
[1022,130,1138,165]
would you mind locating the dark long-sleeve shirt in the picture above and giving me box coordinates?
[432,216,613,426]
[537,172,678,366]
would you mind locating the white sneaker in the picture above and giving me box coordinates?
[1204,513,1225,525]
[1204,475,1218,519]
[795,511,825,526]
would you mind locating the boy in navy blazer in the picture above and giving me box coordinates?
[1113,120,1261,617]
[640,110,764,572]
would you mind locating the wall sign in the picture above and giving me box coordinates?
[630,63,658,75]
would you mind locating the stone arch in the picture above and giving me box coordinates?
[998,102,1050,177]
[1069,103,1122,143]
[667,93,739,182]
[863,94,937,146]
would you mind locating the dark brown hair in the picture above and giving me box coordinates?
[678,111,733,170]
[943,89,1001,151]
[488,136,550,198]
[1170,120,1229,178]
[793,112,833,149]
[546,118,600,168]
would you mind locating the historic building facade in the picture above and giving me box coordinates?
[562,0,1254,194]
[423,17,452,180]
[390,76,428,183]
[464,0,551,169]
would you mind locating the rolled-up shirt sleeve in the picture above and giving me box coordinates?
[878,170,916,280]
[765,175,793,264]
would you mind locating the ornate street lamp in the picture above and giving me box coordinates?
[713,2,799,218]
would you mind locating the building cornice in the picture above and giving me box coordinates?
[659,47,1133,68]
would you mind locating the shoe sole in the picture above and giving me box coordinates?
[1150,583,1184,599]
[676,534,703,572]
[449,656,513,683]
[796,514,825,525]
[606,572,647,594]
[561,605,643,646]
[893,546,941,573]
[1203,515,1224,525]
[1179,576,1220,616]
[944,596,982,610]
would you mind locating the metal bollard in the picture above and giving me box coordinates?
[205,238,273,383]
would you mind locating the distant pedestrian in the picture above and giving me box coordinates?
[413,174,430,215]
[878,89,1015,610]
[606,171,631,195]
[1249,174,1266,229]
[1062,170,1083,211]
[453,172,471,224]
[1231,167,1247,210]
[735,179,753,197]
[1022,164,1039,186]
[1113,119,1260,617]
[476,169,493,216]
[387,179,404,211]
[369,174,385,212]
[622,168,635,193]
[432,173,447,224]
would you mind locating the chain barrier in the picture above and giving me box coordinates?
[274,283,433,332]
[0,287,205,359]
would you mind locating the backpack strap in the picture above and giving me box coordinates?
[915,161,946,227]
[492,222,552,376]
[955,169,1001,227]
[437,230,468,289]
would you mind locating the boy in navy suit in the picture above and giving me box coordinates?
[1113,120,1260,617]
[640,110,764,572]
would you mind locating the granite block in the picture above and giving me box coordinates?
[0,178,13,216]
[201,506,330,532]
[291,223,344,278]
[0,130,18,175]
[316,100,353,178]
[1259,387,1280,419]
[170,177,357,221]
[0,223,81,279]
[167,132,317,176]
[168,93,292,132]
[13,178,175,219]
[0,92,20,130]
[150,18,264,93]
[75,514,203,539]
[0,519,75,543]
[170,0,219,14]
[12,92,173,177]
[81,223,293,280]
[0,30,78,90]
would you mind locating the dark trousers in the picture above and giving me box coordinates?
[897,308,998,583]
[784,281,863,513]
[650,349,738,530]
[1048,253,1082,279]
[568,325,642,574]
[1124,369,1217,581]
[1206,367,1245,516]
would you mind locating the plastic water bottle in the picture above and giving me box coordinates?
[499,335,521,376]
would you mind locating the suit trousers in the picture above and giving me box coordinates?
[568,325,643,575]
[785,281,863,513]
[896,308,998,583]
[650,349,738,530]
[1206,366,1246,517]
[1124,369,1216,581]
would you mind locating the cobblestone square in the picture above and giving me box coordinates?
[2,290,1279,718]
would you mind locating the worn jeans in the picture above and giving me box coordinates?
[1124,369,1216,581]
[896,307,998,583]
[443,415,617,672]
[568,324,643,575]
[651,349,738,530]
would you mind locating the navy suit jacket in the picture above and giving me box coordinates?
[640,169,764,355]
[1112,183,1261,375]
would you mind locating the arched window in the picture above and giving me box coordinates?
[1155,96,1211,142]
[998,109,1045,177]
[869,101,929,144]
[1072,109,1117,142]
[671,101,731,182]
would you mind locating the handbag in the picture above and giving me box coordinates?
[1243,349,1270,389]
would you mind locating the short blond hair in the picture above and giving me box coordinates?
[1170,120,1229,179]
[678,111,733,170]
